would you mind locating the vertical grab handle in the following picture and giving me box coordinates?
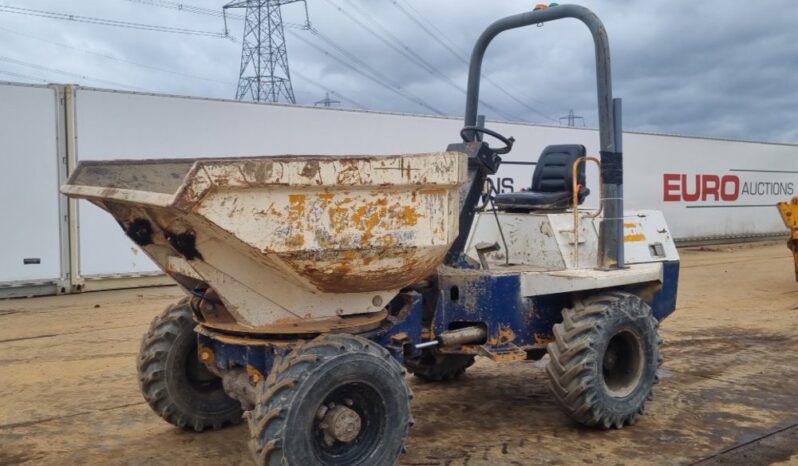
[572,157,603,268]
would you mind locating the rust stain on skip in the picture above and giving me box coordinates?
[351,198,389,242]
[287,194,306,221]
[281,248,444,293]
[199,310,389,335]
[286,194,307,248]
[280,191,424,251]
[280,190,446,292]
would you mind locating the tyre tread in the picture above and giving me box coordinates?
[136,297,242,432]
[247,334,413,466]
[545,292,661,429]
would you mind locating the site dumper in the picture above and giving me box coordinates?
[777,196,798,281]
[62,5,680,466]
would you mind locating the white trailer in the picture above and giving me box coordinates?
[0,82,70,297]
[1,80,796,296]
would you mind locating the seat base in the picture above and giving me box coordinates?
[494,187,590,212]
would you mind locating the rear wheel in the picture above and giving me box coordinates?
[545,291,660,428]
[404,350,475,382]
[247,334,413,466]
[137,298,243,431]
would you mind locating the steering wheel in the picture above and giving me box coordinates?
[460,126,515,155]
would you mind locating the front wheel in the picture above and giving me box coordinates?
[247,334,413,466]
[545,291,661,429]
[137,298,243,431]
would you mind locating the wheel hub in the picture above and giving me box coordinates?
[602,329,645,398]
[604,347,618,371]
[317,401,362,446]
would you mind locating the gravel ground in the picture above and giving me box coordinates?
[1,241,798,465]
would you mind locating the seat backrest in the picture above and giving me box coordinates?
[531,144,587,193]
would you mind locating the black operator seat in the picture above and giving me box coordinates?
[494,144,590,212]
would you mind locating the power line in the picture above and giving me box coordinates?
[124,0,228,18]
[0,55,146,91]
[292,69,366,109]
[113,0,444,115]
[396,0,469,58]
[119,0,444,114]
[303,29,401,92]
[0,26,234,87]
[0,4,229,38]
[390,0,558,123]
[390,0,468,66]
[330,0,522,121]
[0,68,49,83]
[118,0,374,109]
[294,29,445,115]
[120,0,306,29]
[0,3,366,109]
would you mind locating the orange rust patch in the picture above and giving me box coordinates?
[280,247,443,293]
[417,188,447,195]
[398,205,420,226]
[287,194,306,222]
[198,310,389,335]
[327,207,349,236]
[246,364,264,383]
[490,325,516,345]
[533,333,555,345]
[287,234,305,248]
[349,198,389,242]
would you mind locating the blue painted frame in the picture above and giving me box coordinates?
[196,261,680,376]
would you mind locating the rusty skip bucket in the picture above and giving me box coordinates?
[62,153,468,328]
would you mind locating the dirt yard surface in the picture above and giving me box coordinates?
[2,241,798,466]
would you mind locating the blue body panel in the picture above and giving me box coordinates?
[198,260,680,375]
[648,260,680,320]
[433,272,567,347]
[197,334,283,377]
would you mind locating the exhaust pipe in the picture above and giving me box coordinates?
[414,326,487,350]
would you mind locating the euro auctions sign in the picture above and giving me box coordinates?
[663,172,795,204]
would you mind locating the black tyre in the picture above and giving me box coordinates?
[137,298,243,431]
[546,291,661,429]
[247,334,413,466]
[404,350,475,382]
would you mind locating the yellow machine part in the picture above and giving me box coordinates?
[777,196,798,281]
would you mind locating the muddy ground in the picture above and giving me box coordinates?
[1,241,798,465]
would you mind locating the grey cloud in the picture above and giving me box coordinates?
[2,0,796,143]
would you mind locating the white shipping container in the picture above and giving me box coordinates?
[72,87,797,278]
[2,82,795,285]
[0,82,65,286]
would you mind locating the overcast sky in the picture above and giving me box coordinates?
[2,0,797,143]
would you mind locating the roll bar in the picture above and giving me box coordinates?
[463,4,625,269]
